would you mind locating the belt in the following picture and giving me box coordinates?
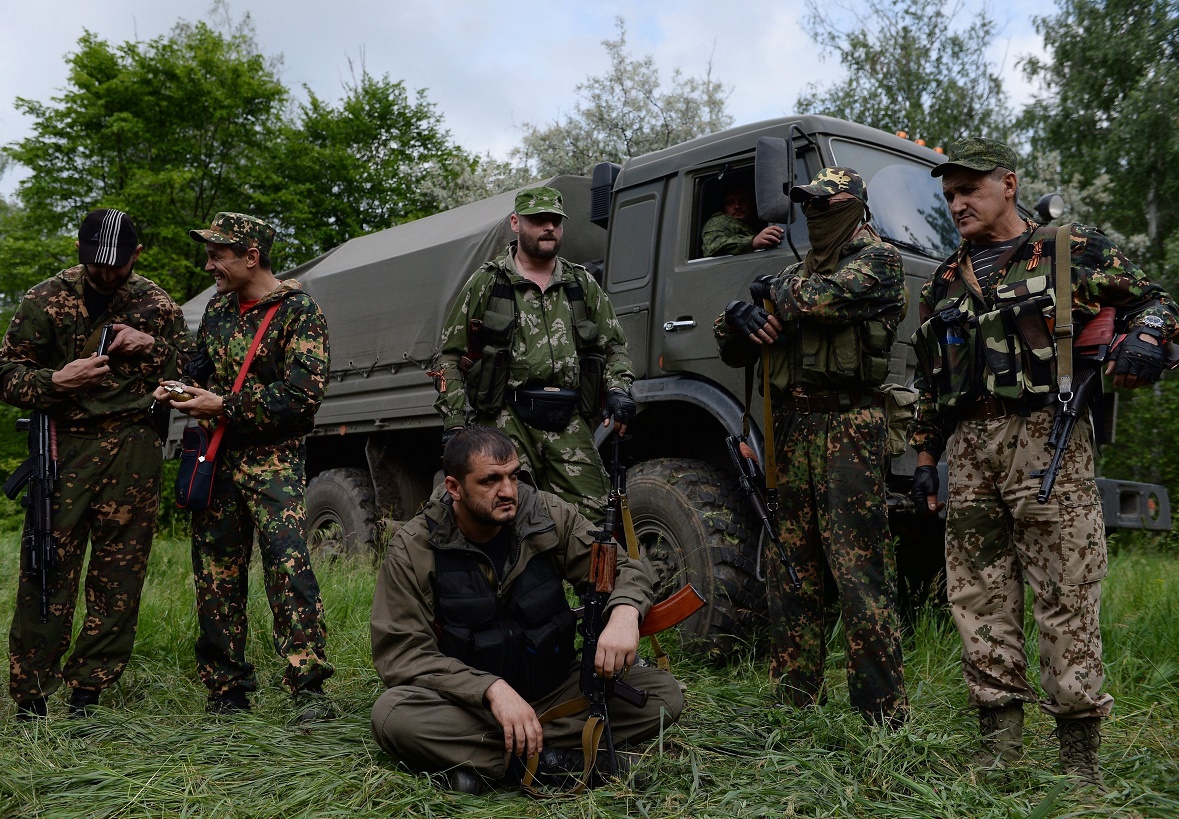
[956,394,1052,422]
[778,388,883,414]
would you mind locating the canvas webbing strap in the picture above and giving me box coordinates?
[520,696,597,799]
[1054,224,1075,398]
[617,495,669,670]
[760,298,778,498]
[203,301,281,464]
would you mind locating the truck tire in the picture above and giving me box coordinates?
[306,468,379,558]
[625,458,765,661]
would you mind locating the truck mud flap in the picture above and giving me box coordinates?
[1095,478,1171,531]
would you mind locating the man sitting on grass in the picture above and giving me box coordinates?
[369,426,682,794]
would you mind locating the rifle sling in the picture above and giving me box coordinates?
[520,695,598,799]
[1054,223,1075,397]
[618,493,670,671]
[760,298,777,495]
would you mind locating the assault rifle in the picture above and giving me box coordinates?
[725,434,801,588]
[1034,307,1116,504]
[3,411,59,623]
[577,447,649,785]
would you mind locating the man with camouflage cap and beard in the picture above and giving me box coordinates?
[715,168,908,727]
[910,138,1177,789]
[432,186,637,522]
[154,212,334,722]
[1,208,192,719]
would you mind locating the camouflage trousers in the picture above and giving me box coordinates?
[945,406,1112,718]
[489,407,611,524]
[766,404,907,724]
[9,423,160,705]
[191,439,333,696]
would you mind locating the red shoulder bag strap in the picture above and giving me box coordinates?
[203,301,283,462]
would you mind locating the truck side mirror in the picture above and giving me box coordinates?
[591,162,621,229]
[754,137,794,224]
[1034,192,1065,224]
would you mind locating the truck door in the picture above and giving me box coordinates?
[604,183,662,377]
[656,162,801,390]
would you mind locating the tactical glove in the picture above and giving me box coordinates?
[911,464,940,510]
[604,390,636,427]
[724,300,774,339]
[1113,326,1166,384]
[749,274,775,305]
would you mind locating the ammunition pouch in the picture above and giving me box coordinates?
[913,296,979,411]
[577,351,605,421]
[976,276,1056,399]
[468,347,510,416]
[510,386,580,432]
[467,285,516,415]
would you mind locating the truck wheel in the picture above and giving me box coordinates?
[625,458,765,661]
[306,468,379,558]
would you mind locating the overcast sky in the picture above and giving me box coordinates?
[0,0,1057,199]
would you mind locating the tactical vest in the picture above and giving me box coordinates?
[466,264,606,420]
[769,246,898,391]
[913,225,1061,411]
[432,544,577,702]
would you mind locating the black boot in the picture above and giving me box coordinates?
[436,767,488,795]
[207,688,250,715]
[292,683,337,725]
[68,688,101,718]
[16,697,48,722]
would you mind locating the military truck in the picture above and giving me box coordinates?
[175,114,1171,655]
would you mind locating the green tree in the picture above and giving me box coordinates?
[270,65,473,266]
[511,19,732,177]
[0,5,287,301]
[1020,0,1179,278]
[795,0,1015,148]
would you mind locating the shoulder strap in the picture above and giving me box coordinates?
[205,300,283,462]
[1053,224,1075,398]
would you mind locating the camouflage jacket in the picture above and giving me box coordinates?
[194,280,328,445]
[371,481,654,707]
[433,244,634,429]
[701,211,757,257]
[0,265,192,426]
[715,234,905,391]
[909,221,1177,457]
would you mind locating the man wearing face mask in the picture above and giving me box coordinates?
[0,208,192,720]
[714,168,908,727]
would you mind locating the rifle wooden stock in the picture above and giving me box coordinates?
[640,584,706,637]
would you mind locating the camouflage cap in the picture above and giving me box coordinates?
[514,186,567,218]
[188,212,276,256]
[78,208,139,268]
[789,167,868,206]
[931,137,1018,178]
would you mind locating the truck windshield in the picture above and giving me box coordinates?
[828,138,960,259]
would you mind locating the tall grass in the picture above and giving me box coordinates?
[1,531,1177,818]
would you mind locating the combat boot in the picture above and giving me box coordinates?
[974,703,1023,768]
[1056,716,1106,793]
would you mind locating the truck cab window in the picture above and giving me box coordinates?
[828,138,960,259]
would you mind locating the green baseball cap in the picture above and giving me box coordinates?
[931,137,1018,178]
[514,186,567,218]
[189,212,277,256]
[789,167,868,206]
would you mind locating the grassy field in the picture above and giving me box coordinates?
[0,530,1177,819]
